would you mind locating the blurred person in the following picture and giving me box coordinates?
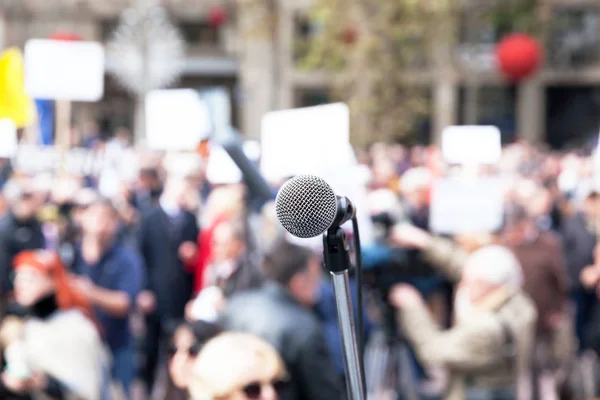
[561,192,598,352]
[137,175,200,394]
[193,185,247,294]
[186,219,263,321]
[81,120,102,149]
[107,127,133,151]
[71,197,143,397]
[389,239,537,400]
[398,167,450,328]
[0,158,13,190]
[0,179,45,301]
[219,241,343,400]
[502,206,573,398]
[370,158,397,191]
[165,320,223,400]
[0,250,108,400]
[132,167,163,216]
[204,219,263,295]
[189,332,287,400]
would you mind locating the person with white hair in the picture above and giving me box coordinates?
[390,224,537,400]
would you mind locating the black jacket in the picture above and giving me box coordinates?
[0,212,45,296]
[220,283,344,400]
[560,212,595,291]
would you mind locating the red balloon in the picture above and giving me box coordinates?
[208,6,227,28]
[48,31,82,41]
[495,33,542,82]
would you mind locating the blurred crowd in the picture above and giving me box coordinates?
[2,125,600,400]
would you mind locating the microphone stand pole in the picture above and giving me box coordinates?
[322,226,365,400]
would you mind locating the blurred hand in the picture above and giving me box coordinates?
[545,312,565,330]
[389,284,422,308]
[28,372,47,391]
[178,241,198,264]
[70,276,94,299]
[390,223,431,249]
[2,372,30,393]
[580,265,600,289]
[136,290,156,315]
[186,287,225,322]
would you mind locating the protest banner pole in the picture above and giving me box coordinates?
[55,100,71,174]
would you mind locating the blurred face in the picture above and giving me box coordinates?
[459,265,492,304]
[168,326,200,389]
[82,204,118,240]
[211,223,245,263]
[14,266,54,307]
[12,192,40,220]
[403,187,427,209]
[290,257,322,307]
[501,221,528,247]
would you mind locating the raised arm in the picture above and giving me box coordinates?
[391,223,468,282]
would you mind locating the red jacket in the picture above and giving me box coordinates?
[193,214,230,294]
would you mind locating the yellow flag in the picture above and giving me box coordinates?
[0,47,35,128]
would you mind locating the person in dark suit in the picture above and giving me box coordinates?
[137,176,199,395]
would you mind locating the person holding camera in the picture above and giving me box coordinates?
[389,224,537,400]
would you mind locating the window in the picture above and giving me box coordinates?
[548,6,600,68]
[178,22,220,46]
[295,89,331,108]
[100,19,119,42]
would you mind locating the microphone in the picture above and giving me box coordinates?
[275,175,356,239]
[274,174,365,400]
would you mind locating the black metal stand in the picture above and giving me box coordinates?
[323,226,366,400]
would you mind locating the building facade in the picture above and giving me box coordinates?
[1,0,600,147]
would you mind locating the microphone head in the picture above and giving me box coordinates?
[275,175,338,238]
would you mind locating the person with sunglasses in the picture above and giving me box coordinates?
[166,320,223,399]
[189,332,288,400]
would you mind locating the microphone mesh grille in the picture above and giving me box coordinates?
[275,175,338,238]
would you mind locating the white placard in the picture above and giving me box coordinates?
[24,39,104,101]
[260,103,350,181]
[145,89,211,151]
[0,119,18,158]
[206,145,242,184]
[441,125,501,165]
[430,177,504,234]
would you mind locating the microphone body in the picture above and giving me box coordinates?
[275,174,365,400]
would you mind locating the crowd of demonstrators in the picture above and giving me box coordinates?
[4,125,600,400]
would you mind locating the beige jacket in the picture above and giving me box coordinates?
[399,238,537,400]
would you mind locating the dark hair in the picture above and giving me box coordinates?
[140,167,160,180]
[503,203,530,227]
[262,240,314,286]
[168,320,223,347]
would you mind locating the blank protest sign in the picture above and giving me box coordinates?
[145,89,211,151]
[0,119,17,158]
[442,125,501,165]
[430,177,505,234]
[260,103,351,181]
[24,39,104,101]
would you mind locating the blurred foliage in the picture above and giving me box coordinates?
[485,0,540,36]
[295,0,445,145]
